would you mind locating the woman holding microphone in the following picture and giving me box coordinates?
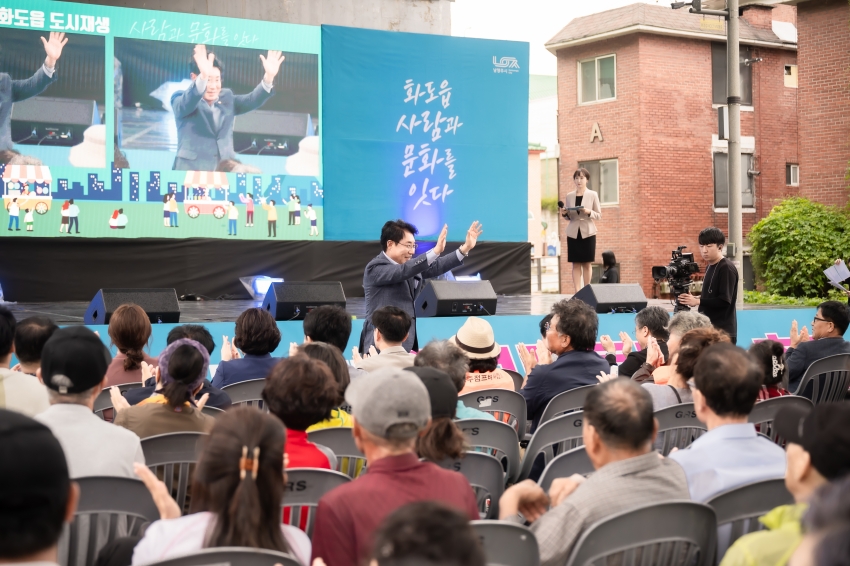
[560,168,602,291]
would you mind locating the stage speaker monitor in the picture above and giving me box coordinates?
[261,281,346,321]
[414,280,497,318]
[12,96,100,147]
[84,288,180,325]
[571,284,648,314]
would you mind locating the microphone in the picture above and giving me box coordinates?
[557,201,564,208]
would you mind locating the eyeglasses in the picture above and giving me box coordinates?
[395,242,416,250]
[813,316,831,325]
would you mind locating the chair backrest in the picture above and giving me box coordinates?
[503,369,524,392]
[141,432,206,514]
[471,520,540,566]
[538,385,596,427]
[537,446,595,492]
[748,396,814,444]
[565,501,717,566]
[795,353,850,404]
[93,383,144,421]
[459,389,528,438]
[457,418,522,484]
[517,411,585,482]
[436,452,505,519]
[59,476,159,566]
[282,468,350,537]
[307,427,367,479]
[140,547,301,566]
[312,443,338,470]
[654,403,707,456]
[200,406,225,418]
[220,378,268,411]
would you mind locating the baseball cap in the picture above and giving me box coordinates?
[405,366,458,419]
[41,326,112,394]
[344,367,431,439]
[774,402,850,480]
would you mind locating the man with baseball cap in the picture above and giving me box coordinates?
[0,408,79,565]
[720,402,850,566]
[35,326,145,478]
[310,367,479,566]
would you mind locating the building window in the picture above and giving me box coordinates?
[578,55,616,104]
[577,158,618,204]
[711,43,753,106]
[784,65,798,88]
[786,163,799,186]
[713,153,754,208]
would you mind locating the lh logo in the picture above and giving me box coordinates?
[493,56,520,74]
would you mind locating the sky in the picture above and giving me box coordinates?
[451,0,666,76]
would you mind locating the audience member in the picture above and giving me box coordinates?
[720,402,850,566]
[0,305,49,417]
[789,476,850,566]
[539,313,554,339]
[300,342,354,431]
[263,355,338,468]
[452,317,513,394]
[497,379,689,566]
[131,407,311,565]
[211,308,281,388]
[114,339,215,438]
[414,340,495,421]
[303,305,367,380]
[600,306,669,380]
[520,299,609,431]
[12,316,58,376]
[785,301,850,394]
[0,409,79,565]
[669,343,786,501]
[600,250,619,284]
[749,340,791,401]
[647,310,712,384]
[370,501,485,566]
[105,304,158,386]
[35,327,144,478]
[406,366,468,462]
[310,367,479,566]
[353,306,415,372]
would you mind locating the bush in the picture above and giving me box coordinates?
[749,198,850,297]
[744,290,846,307]
[541,197,560,214]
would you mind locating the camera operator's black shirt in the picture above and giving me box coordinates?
[698,257,738,341]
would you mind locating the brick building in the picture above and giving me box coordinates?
[545,3,799,295]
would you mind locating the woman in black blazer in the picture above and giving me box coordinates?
[601,250,619,283]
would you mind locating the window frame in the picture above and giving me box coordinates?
[577,158,619,205]
[786,163,800,186]
[577,54,617,106]
[713,152,755,209]
[784,64,798,88]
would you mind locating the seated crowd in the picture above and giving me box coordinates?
[1,295,849,566]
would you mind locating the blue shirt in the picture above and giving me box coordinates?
[669,423,786,502]
[455,401,495,421]
[210,354,279,389]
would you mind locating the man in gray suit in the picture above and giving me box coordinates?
[1,32,67,151]
[360,219,484,353]
[171,44,285,171]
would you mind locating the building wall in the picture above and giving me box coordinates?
[796,0,850,206]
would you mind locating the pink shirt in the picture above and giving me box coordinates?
[105,352,158,386]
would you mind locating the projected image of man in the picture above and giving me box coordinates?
[171,44,285,172]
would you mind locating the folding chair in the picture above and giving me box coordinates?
[59,476,159,566]
[200,406,225,418]
[221,378,268,411]
[94,382,144,422]
[282,468,351,537]
[140,547,301,566]
[537,446,595,492]
[459,389,527,439]
[141,432,206,514]
[794,353,850,404]
[706,479,794,562]
[457,418,522,484]
[436,452,505,519]
[312,443,338,470]
[504,369,524,392]
[565,501,717,566]
[308,427,367,479]
[471,520,540,566]
[538,385,596,427]
[517,411,585,482]
[654,403,707,456]
[748,396,814,445]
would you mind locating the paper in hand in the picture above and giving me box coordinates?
[824,260,850,292]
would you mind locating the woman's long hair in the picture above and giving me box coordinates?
[191,407,289,553]
[161,344,205,408]
[416,417,468,462]
[107,303,151,371]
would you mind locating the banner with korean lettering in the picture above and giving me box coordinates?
[321,25,529,242]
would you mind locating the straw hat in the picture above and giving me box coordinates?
[450,316,500,359]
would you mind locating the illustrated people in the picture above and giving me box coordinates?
[66,199,79,234]
[227,200,238,236]
[59,200,69,233]
[294,195,301,225]
[239,192,254,227]
[286,192,297,225]
[306,203,318,236]
[6,197,19,231]
[109,208,128,229]
[162,195,171,227]
[171,44,285,171]
[24,208,33,232]
[558,167,602,292]
[260,197,277,237]
[168,193,179,227]
[1,32,68,151]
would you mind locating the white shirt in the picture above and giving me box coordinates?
[132,511,311,566]
[35,404,145,479]
[305,208,317,221]
[8,203,19,215]
[24,210,34,222]
[68,204,80,217]
[381,248,465,289]
[228,206,238,220]
[0,368,49,417]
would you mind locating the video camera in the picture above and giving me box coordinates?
[652,246,700,312]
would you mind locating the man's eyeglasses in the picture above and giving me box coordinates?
[395,242,416,250]
[813,316,831,325]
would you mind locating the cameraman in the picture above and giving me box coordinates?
[678,227,739,344]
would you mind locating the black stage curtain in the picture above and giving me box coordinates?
[0,238,531,302]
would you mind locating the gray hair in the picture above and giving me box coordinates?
[47,385,99,406]
[413,339,469,393]
[668,311,711,337]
